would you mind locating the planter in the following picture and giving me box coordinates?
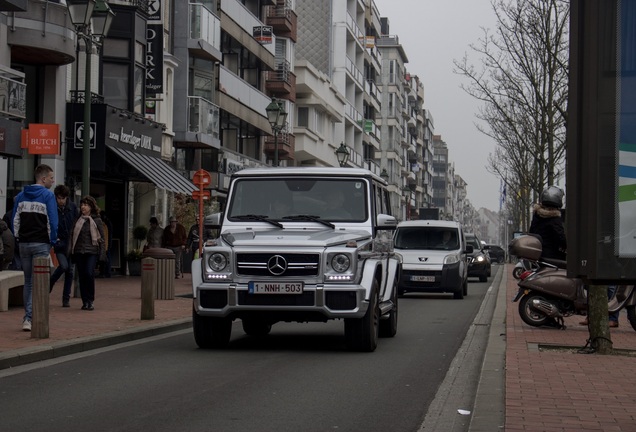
[128,260,141,276]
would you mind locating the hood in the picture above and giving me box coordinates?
[221,228,371,248]
[532,203,562,219]
[21,185,52,201]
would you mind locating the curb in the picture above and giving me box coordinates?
[0,318,192,370]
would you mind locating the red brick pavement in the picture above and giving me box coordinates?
[0,273,193,354]
[503,265,636,432]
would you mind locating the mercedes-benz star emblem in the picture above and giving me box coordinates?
[267,255,288,275]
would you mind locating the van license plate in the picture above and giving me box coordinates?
[249,282,304,294]
[411,275,435,282]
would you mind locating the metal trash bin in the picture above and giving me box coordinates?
[142,248,175,299]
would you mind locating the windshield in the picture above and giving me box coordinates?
[394,227,459,250]
[227,178,368,222]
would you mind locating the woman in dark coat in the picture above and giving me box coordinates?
[529,186,566,260]
[70,196,105,310]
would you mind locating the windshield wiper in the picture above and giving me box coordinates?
[232,214,283,228]
[282,214,335,229]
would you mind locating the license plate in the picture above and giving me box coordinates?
[248,282,304,294]
[411,275,435,282]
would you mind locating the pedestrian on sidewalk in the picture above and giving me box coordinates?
[0,219,14,270]
[49,185,79,307]
[580,285,620,328]
[162,216,186,278]
[529,186,567,260]
[70,196,105,311]
[146,216,163,249]
[10,164,58,331]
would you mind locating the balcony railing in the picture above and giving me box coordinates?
[0,72,26,119]
[190,3,221,51]
[219,65,271,116]
[188,96,220,139]
[221,0,276,56]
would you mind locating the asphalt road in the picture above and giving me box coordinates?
[0,267,499,432]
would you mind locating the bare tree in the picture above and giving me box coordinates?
[454,0,569,215]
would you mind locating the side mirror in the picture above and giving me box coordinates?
[204,212,222,229]
[376,213,398,230]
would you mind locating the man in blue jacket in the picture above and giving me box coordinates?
[11,164,58,331]
[49,184,78,307]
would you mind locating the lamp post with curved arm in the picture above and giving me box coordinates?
[67,0,115,197]
[266,98,288,167]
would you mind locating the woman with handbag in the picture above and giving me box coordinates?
[70,196,105,311]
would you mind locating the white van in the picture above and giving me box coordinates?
[394,220,472,299]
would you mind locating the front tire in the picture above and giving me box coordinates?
[345,279,380,351]
[193,308,232,349]
[518,292,552,327]
[379,277,398,338]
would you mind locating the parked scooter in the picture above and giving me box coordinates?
[512,258,539,280]
[509,235,636,330]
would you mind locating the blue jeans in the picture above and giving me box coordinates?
[75,253,98,304]
[19,242,51,322]
[608,285,620,322]
[50,252,74,302]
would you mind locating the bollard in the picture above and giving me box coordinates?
[32,256,50,339]
[140,257,156,320]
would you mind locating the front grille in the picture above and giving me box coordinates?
[325,291,357,310]
[200,290,228,309]
[236,253,320,277]
[238,291,315,306]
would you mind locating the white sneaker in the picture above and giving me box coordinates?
[22,319,32,332]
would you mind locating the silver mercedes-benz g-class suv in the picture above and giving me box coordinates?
[191,167,400,351]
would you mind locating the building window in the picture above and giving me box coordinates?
[297,107,309,127]
[103,63,129,109]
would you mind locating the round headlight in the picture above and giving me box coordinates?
[476,255,485,262]
[208,253,228,272]
[331,254,351,273]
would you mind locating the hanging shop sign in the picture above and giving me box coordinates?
[23,123,60,155]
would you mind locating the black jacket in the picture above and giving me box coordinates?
[529,204,566,260]
[54,200,79,254]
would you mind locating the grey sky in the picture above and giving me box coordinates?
[373,0,501,211]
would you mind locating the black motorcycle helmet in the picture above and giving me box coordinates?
[540,186,564,208]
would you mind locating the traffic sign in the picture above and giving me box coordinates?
[192,169,212,187]
[192,190,211,200]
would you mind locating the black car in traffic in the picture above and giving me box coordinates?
[465,233,491,282]
[484,244,505,263]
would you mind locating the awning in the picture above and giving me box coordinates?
[107,145,197,195]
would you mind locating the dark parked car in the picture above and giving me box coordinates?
[465,233,491,282]
[484,244,505,263]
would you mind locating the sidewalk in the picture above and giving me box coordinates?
[500,264,636,432]
[0,273,193,369]
[2,266,636,431]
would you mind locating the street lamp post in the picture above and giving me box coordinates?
[67,0,115,197]
[266,98,288,167]
[335,142,350,167]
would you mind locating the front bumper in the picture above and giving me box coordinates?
[399,261,463,293]
[194,282,369,321]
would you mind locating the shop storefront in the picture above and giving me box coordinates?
[66,103,196,274]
